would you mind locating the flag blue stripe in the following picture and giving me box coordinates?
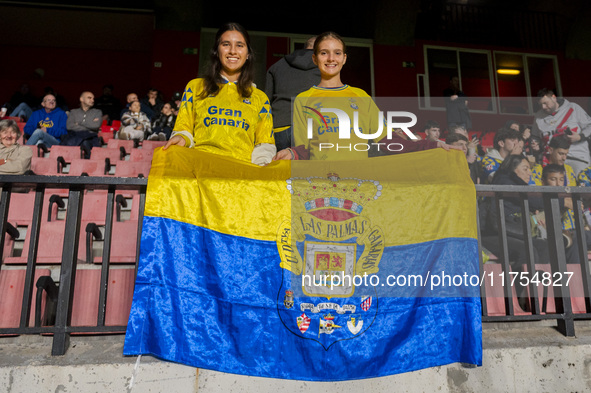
[124,216,482,381]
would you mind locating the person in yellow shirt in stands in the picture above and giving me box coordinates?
[163,22,275,165]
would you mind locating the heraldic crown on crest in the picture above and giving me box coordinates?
[286,173,383,215]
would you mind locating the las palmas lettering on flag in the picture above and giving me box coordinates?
[124,146,482,381]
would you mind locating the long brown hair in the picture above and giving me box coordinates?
[199,22,255,99]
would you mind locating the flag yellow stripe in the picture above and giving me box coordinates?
[145,147,476,244]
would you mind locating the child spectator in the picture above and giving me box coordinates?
[119,101,151,141]
[148,102,177,141]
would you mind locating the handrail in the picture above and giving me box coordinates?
[0,177,588,356]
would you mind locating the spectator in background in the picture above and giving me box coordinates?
[265,36,320,151]
[43,87,68,112]
[423,120,441,142]
[94,84,122,123]
[119,101,150,142]
[63,91,103,155]
[505,120,520,132]
[7,83,39,120]
[24,94,68,147]
[0,119,32,175]
[531,135,576,186]
[140,88,164,120]
[533,88,591,175]
[443,76,471,131]
[171,91,182,116]
[149,102,176,141]
[481,127,520,183]
[446,132,480,183]
[120,93,154,121]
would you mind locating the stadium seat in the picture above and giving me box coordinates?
[107,139,134,152]
[111,120,121,129]
[482,262,529,316]
[30,156,62,176]
[48,145,83,162]
[70,267,135,328]
[89,147,125,163]
[481,132,495,149]
[0,268,52,328]
[140,140,166,150]
[114,161,151,178]
[4,192,69,265]
[68,158,111,177]
[97,130,115,145]
[129,148,154,162]
[533,263,587,314]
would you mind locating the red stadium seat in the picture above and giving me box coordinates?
[71,267,135,328]
[129,148,154,162]
[4,191,69,265]
[0,268,52,328]
[114,161,151,178]
[30,156,62,176]
[97,131,115,145]
[107,139,134,157]
[140,140,166,150]
[533,263,587,314]
[482,263,529,316]
[481,132,495,149]
[68,159,111,177]
[89,147,124,163]
[48,145,83,162]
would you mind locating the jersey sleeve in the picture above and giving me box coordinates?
[292,94,310,152]
[253,94,275,146]
[577,166,591,186]
[172,80,197,147]
[531,164,543,186]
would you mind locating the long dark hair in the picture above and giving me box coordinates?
[200,22,255,99]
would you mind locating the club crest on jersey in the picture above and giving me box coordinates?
[276,173,382,349]
[243,98,251,104]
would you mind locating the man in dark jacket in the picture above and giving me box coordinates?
[265,36,321,151]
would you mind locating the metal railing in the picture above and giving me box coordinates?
[0,175,147,355]
[0,176,589,356]
[476,184,591,336]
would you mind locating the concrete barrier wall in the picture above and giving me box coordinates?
[1,324,590,392]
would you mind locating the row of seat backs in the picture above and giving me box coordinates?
[3,190,140,265]
[0,266,134,330]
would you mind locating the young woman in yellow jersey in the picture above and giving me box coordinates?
[163,23,275,165]
[273,31,455,161]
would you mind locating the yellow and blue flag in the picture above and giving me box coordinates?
[124,147,482,381]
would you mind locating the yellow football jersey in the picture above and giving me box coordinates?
[173,78,274,163]
[293,85,382,161]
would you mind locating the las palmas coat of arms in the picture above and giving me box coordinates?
[276,173,385,349]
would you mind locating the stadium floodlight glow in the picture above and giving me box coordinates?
[497,69,521,75]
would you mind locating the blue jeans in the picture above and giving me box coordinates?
[10,102,33,120]
[26,129,60,147]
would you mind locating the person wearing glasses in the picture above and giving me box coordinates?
[24,93,68,147]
